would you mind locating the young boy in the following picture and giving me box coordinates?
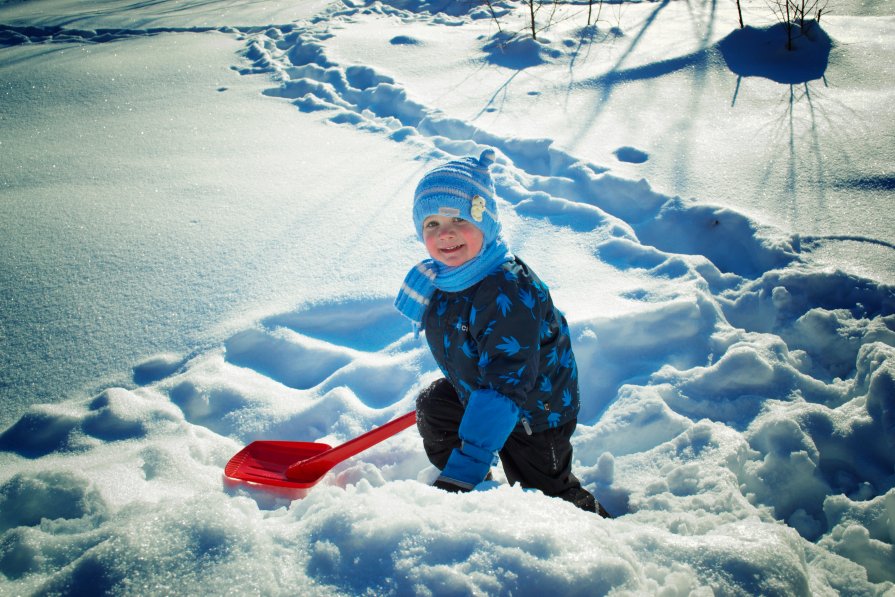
[395,149,609,516]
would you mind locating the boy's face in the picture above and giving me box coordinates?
[422,215,484,267]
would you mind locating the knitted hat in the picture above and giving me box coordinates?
[413,149,500,244]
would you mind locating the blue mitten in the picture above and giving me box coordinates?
[436,389,520,491]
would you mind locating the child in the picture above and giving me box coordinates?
[395,149,610,516]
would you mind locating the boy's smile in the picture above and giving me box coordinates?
[422,214,484,267]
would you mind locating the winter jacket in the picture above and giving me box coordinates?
[424,257,580,434]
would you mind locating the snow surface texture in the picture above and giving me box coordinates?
[2,0,895,595]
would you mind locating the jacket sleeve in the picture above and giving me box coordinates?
[437,388,520,490]
[468,267,545,408]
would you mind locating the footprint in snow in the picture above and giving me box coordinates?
[220,297,428,401]
[613,146,649,164]
[390,35,422,46]
[165,298,431,439]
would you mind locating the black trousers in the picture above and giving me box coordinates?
[416,378,597,512]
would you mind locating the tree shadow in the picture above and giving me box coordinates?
[719,21,832,85]
[471,69,525,121]
[565,0,720,154]
[721,20,855,241]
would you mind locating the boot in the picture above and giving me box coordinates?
[560,486,612,518]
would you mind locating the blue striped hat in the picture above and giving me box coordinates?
[413,149,500,244]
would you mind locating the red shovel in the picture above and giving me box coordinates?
[224,411,416,491]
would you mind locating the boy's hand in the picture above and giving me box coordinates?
[435,442,495,491]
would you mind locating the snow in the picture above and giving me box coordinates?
[1,0,894,594]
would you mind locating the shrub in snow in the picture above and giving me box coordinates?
[483,30,563,69]
[767,0,830,51]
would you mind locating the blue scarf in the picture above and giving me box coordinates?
[395,239,513,334]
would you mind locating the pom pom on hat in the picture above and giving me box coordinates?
[413,149,501,244]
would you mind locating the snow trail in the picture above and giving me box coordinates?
[239,8,802,280]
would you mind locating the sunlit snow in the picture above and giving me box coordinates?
[1,0,893,594]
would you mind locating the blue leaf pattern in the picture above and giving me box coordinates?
[496,292,512,317]
[562,388,572,407]
[559,348,572,369]
[500,365,526,386]
[547,347,558,367]
[425,260,579,434]
[519,288,536,318]
[497,336,528,356]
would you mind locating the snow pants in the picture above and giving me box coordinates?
[416,377,600,513]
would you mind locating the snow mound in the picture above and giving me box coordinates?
[483,31,565,69]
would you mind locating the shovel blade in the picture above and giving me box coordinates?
[224,440,333,488]
[223,411,417,492]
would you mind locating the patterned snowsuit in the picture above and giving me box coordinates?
[424,257,580,432]
[416,257,595,509]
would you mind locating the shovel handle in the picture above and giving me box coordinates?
[285,411,416,482]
